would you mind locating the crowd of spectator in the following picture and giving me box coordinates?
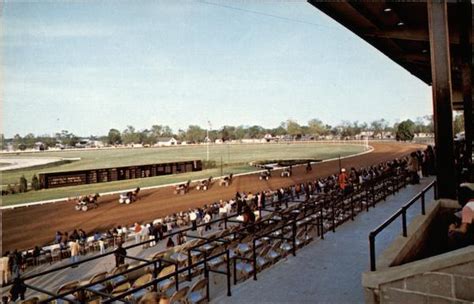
[0,150,437,287]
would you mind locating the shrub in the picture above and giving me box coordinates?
[32,174,40,191]
[202,160,217,169]
[6,184,15,195]
[19,175,28,193]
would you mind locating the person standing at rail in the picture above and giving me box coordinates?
[70,240,80,265]
[189,209,197,231]
[338,168,348,191]
[134,223,142,244]
[0,252,10,286]
[114,242,127,268]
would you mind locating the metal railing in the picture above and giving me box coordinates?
[7,166,415,303]
[368,179,438,271]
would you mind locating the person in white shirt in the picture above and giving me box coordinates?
[448,183,474,249]
[189,210,197,231]
[203,212,212,234]
[225,201,232,214]
[218,202,227,228]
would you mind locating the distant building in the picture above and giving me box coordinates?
[301,135,316,141]
[34,142,46,151]
[75,139,104,148]
[263,133,278,143]
[415,132,435,138]
[155,137,178,147]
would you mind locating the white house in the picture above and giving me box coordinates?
[155,137,178,147]
[414,132,435,138]
[263,133,278,143]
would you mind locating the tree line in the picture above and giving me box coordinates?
[1,114,465,150]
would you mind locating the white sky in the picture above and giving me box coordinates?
[2,1,433,137]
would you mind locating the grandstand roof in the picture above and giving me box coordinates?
[309,1,472,111]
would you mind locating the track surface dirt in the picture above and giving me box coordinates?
[1,142,425,252]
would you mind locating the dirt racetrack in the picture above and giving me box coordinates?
[1,142,426,252]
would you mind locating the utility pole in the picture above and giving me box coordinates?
[206,120,212,161]
[338,154,342,172]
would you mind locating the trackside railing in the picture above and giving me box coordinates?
[368,179,438,271]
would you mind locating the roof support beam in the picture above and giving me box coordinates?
[428,0,456,198]
[363,28,469,44]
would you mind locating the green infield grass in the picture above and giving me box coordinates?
[1,142,365,205]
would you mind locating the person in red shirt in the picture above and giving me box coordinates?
[133,223,142,244]
[338,168,348,191]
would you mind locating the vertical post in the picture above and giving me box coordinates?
[187,249,192,281]
[421,192,426,215]
[320,207,325,240]
[174,262,179,291]
[351,194,355,221]
[332,200,336,233]
[371,183,375,207]
[316,212,321,237]
[204,253,209,300]
[427,0,456,199]
[338,155,342,173]
[226,250,232,296]
[252,239,257,281]
[292,221,297,256]
[402,208,408,237]
[233,257,237,285]
[365,184,370,212]
[153,261,158,291]
[369,233,376,271]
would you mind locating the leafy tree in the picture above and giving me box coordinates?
[396,120,415,141]
[234,126,246,140]
[370,119,388,138]
[140,129,156,145]
[13,134,22,150]
[57,130,79,147]
[122,125,139,144]
[176,129,186,142]
[286,120,302,138]
[31,174,40,190]
[220,126,236,141]
[161,126,174,137]
[19,175,28,193]
[272,123,287,137]
[307,119,325,137]
[107,128,122,145]
[40,135,57,148]
[186,125,206,143]
[208,130,218,141]
[423,115,434,133]
[247,125,265,139]
[23,133,36,149]
[151,125,163,137]
[339,121,364,138]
